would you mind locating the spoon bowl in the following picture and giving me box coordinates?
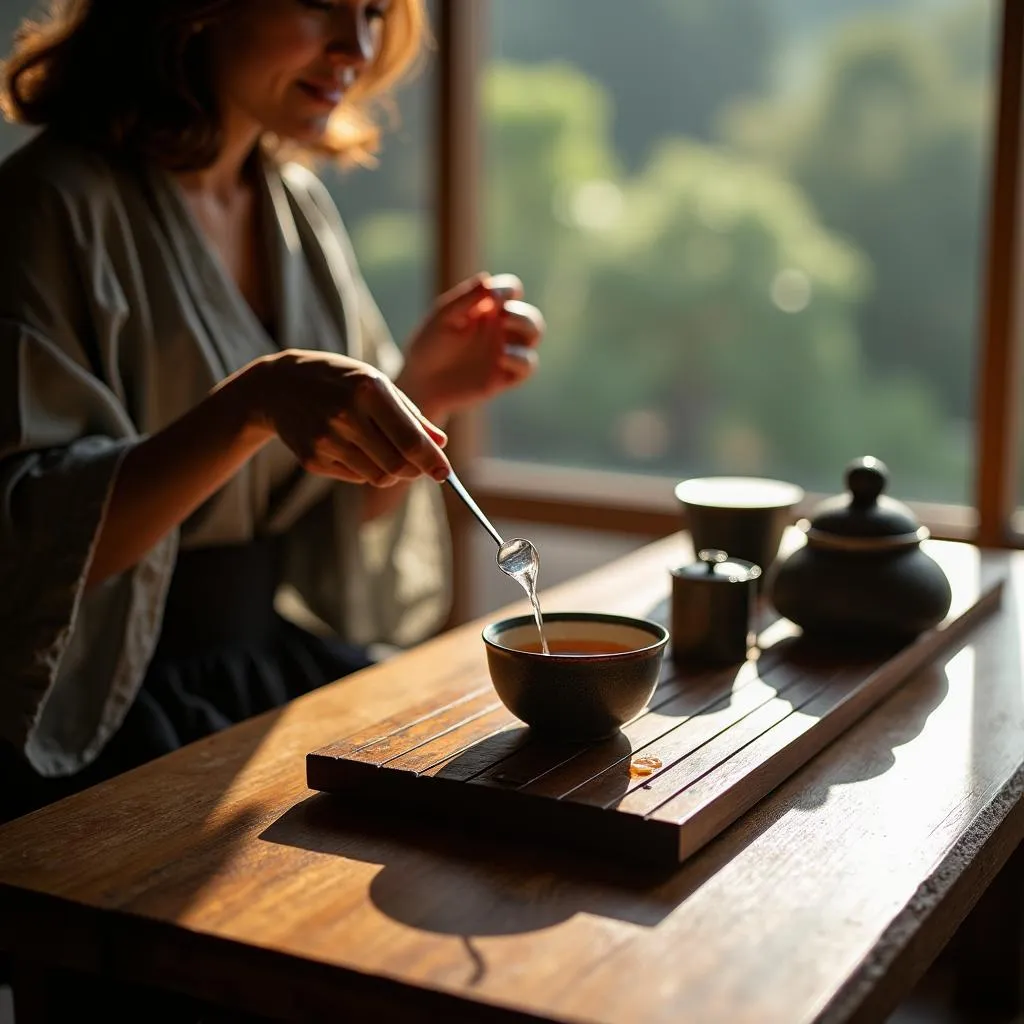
[497,537,540,580]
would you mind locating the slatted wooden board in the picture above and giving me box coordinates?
[307,541,1005,868]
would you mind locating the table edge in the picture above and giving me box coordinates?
[815,759,1024,1024]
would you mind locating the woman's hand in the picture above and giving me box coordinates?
[86,349,450,587]
[240,349,451,487]
[396,272,545,424]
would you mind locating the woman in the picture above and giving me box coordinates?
[0,0,544,821]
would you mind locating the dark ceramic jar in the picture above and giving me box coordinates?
[768,457,952,643]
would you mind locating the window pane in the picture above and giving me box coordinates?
[484,0,997,504]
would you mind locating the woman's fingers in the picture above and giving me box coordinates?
[394,390,448,447]
[439,272,525,327]
[373,412,451,481]
[263,351,456,485]
[302,377,450,486]
[499,299,545,344]
[500,343,540,374]
[365,379,452,480]
[432,274,493,328]
[308,422,446,487]
[494,299,543,385]
[488,273,524,302]
[315,421,414,485]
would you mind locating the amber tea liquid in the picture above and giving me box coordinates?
[518,638,633,655]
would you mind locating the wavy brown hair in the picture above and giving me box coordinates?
[0,0,426,170]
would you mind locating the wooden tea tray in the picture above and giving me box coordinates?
[307,541,1005,868]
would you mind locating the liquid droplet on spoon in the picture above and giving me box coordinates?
[497,538,549,655]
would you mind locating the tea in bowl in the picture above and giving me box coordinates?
[482,612,669,742]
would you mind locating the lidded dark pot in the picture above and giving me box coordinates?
[768,457,952,643]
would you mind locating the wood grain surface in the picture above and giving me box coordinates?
[0,535,1021,1024]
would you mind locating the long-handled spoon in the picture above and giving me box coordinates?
[444,470,548,653]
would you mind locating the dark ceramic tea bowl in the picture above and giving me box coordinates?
[482,612,669,742]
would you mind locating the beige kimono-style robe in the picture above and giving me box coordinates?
[0,131,451,778]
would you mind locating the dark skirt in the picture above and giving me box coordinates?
[0,537,373,823]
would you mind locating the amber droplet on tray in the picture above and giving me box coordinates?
[629,755,663,779]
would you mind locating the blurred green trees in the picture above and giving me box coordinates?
[350,0,990,499]
[723,5,993,423]
[479,62,964,494]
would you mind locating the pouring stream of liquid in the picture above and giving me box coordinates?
[444,471,548,654]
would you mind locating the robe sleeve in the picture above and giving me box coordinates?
[0,145,177,777]
[278,164,453,648]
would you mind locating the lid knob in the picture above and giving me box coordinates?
[846,456,888,509]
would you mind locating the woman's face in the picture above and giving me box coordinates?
[207,0,390,142]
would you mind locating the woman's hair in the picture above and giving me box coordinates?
[0,0,426,170]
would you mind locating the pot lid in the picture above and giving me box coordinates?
[673,548,762,583]
[807,456,927,544]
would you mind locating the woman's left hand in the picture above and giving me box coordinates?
[395,272,544,424]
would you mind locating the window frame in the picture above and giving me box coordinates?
[434,0,1024,622]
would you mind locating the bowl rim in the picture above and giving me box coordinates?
[482,611,669,660]
[674,475,804,510]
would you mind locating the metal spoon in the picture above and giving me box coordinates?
[445,471,548,653]
[444,470,541,581]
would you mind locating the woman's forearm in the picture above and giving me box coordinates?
[85,370,271,588]
[84,355,453,584]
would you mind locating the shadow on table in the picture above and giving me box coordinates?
[791,659,950,811]
[259,779,791,942]
[766,562,1009,810]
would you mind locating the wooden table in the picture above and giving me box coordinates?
[1,534,1023,1024]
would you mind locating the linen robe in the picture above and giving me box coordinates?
[0,130,451,778]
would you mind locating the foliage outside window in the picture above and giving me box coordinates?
[473,0,995,506]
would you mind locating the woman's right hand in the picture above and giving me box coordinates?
[235,349,452,487]
[86,348,450,588]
